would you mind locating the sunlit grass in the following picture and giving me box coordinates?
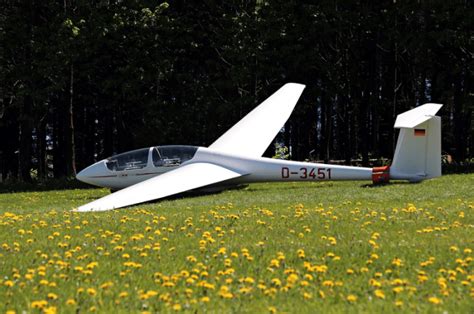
[0,174,473,313]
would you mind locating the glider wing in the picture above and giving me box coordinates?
[209,83,305,157]
[75,163,244,212]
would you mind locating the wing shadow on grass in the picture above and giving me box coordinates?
[73,183,250,205]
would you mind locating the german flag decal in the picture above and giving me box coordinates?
[414,129,426,136]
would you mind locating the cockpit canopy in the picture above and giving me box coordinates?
[106,146,198,171]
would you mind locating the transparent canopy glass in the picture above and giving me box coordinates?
[105,146,198,171]
[152,146,198,167]
[106,148,150,171]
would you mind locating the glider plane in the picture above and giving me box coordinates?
[76,83,442,212]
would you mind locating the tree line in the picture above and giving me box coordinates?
[0,0,472,182]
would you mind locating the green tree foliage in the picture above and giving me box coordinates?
[0,0,472,181]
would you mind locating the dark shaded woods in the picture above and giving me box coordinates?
[0,1,472,182]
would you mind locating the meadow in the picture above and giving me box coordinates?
[0,174,472,313]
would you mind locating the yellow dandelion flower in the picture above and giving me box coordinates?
[270,259,280,268]
[392,258,403,267]
[346,294,357,302]
[428,296,442,305]
[31,300,48,309]
[369,278,382,287]
[43,306,57,314]
[66,299,76,306]
[186,255,197,263]
[4,280,14,287]
[87,288,97,296]
[287,274,299,285]
[374,289,385,299]
[322,280,334,287]
[271,278,282,287]
[119,291,128,298]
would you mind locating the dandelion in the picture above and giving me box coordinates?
[66,299,76,305]
[322,280,334,287]
[119,292,128,298]
[374,289,385,299]
[218,285,233,299]
[87,288,97,296]
[346,294,357,302]
[268,306,277,314]
[303,292,312,299]
[271,278,282,287]
[270,259,280,268]
[31,300,48,309]
[428,296,442,304]
[4,280,14,287]
[43,306,57,314]
[369,279,382,287]
[186,255,197,263]
[392,258,403,267]
[100,281,114,289]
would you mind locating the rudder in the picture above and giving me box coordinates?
[390,104,442,182]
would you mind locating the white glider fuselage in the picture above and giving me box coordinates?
[194,148,372,183]
[77,147,372,191]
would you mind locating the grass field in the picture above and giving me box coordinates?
[0,174,473,313]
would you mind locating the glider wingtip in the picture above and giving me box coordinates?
[285,82,306,90]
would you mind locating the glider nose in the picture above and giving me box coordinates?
[76,169,86,182]
[76,161,108,187]
[76,165,95,185]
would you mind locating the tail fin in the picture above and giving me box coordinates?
[390,103,443,182]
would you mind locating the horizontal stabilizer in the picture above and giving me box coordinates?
[394,103,443,128]
[75,162,244,212]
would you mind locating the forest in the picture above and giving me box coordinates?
[0,0,472,182]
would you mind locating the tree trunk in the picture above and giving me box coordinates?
[18,95,33,182]
[36,117,47,180]
[65,63,76,176]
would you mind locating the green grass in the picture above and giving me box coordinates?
[0,174,473,313]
